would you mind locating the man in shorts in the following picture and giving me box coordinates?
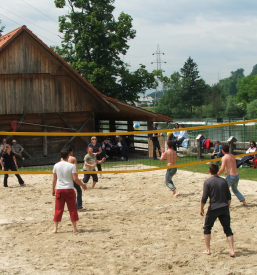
[160,140,180,196]
[83,147,106,189]
[52,148,87,233]
[218,144,247,206]
[201,163,235,257]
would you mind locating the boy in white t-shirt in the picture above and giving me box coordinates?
[52,148,87,233]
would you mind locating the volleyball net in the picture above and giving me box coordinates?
[0,118,257,174]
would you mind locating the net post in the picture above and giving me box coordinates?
[196,134,205,160]
[227,136,237,154]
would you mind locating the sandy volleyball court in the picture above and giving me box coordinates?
[0,169,257,274]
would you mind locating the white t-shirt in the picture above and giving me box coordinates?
[53,161,76,189]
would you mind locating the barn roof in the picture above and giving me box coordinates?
[0,26,173,122]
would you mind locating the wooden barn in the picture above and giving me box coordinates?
[0,26,173,166]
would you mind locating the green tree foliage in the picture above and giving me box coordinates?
[250,64,257,76]
[225,96,246,117]
[219,68,245,96]
[196,84,226,118]
[246,99,257,118]
[180,57,207,113]
[53,0,157,102]
[236,75,257,103]
[0,20,5,37]
[155,71,191,118]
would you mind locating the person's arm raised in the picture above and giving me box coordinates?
[160,149,166,162]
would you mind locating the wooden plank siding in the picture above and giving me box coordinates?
[0,31,107,115]
[0,112,93,159]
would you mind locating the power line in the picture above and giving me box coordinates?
[0,6,59,36]
[21,0,58,23]
[0,13,59,45]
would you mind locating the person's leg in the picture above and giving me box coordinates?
[165,168,179,196]
[226,175,247,205]
[237,156,253,168]
[10,166,25,185]
[53,190,65,232]
[218,208,235,256]
[203,210,217,254]
[210,155,215,160]
[215,153,222,164]
[3,167,9,187]
[73,181,83,210]
[65,189,79,232]
[83,173,90,184]
[92,173,98,189]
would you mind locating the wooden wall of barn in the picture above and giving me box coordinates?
[0,112,95,165]
[0,31,106,115]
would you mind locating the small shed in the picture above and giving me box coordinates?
[0,26,173,165]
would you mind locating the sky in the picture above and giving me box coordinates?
[1,0,257,90]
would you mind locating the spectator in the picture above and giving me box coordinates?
[168,123,180,151]
[236,141,257,168]
[150,122,161,160]
[173,124,187,150]
[120,136,129,161]
[0,138,7,156]
[210,141,224,164]
[12,140,25,160]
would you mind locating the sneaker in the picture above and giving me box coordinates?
[127,159,130,161]
[206,162,211,164]
[22,158,25,160]
[121,157,124,161]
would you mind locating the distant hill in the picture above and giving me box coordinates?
[147,90,166,100]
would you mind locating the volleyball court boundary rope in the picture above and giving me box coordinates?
[0,119,256,174]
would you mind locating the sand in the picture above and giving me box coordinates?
[1,168,257,275]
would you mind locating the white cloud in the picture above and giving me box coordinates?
[1,0,257,85]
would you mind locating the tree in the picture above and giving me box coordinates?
[225,96,246,117]
[53,0,157,102]
[246,99,257,118]
[180,57,207,113]
[236,75,257,103]
[219,68,245,96]
[0,20,5,37]
[250,64,257,76]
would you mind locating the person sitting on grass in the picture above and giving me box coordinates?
[52,148,87,233]
[201,163,235,257]
[82,146,106,189]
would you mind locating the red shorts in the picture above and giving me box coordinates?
[53,189,79,222]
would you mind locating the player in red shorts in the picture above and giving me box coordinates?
[52,148,87,233]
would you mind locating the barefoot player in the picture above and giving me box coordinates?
[217,145,247,206]
[201,163,235,257]
[160,140,180,196]
[52,148,87,233]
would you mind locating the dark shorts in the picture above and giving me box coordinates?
[83,170,98,183]
[203,206,233,237]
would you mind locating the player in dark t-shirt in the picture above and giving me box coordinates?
[88,136,103,178]
[151,123,161,160]
[0,145,25,187]
[200,163,235,257]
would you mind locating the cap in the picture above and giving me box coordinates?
[12,140,17,143]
